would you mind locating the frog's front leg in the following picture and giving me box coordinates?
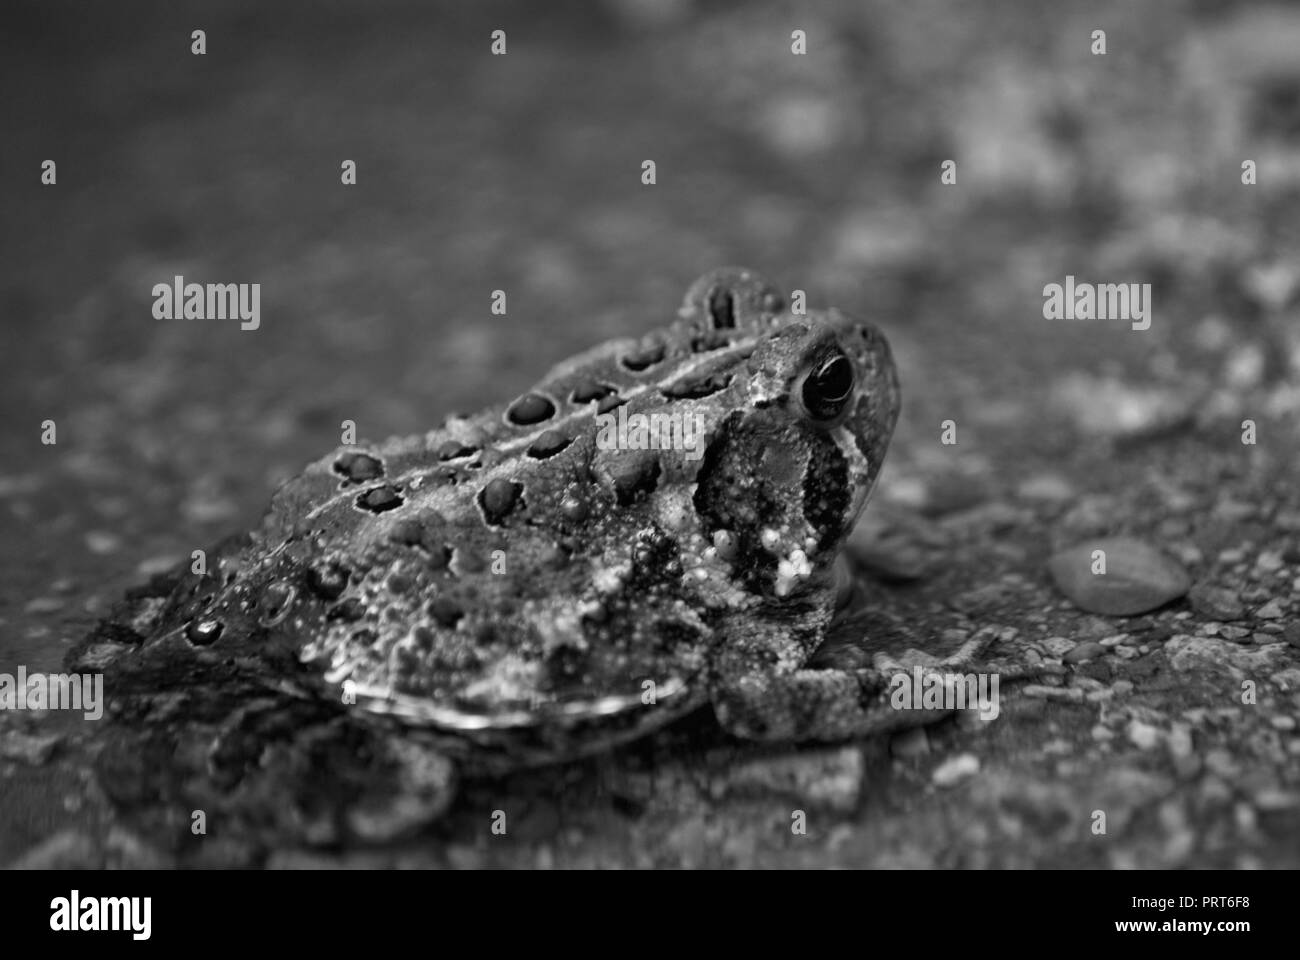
[710,626,1036,742]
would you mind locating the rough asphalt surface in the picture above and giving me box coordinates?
[2,0,1299,867]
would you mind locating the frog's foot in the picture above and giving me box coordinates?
[712,627,1042,743]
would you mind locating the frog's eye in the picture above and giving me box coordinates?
[799,351,855,421]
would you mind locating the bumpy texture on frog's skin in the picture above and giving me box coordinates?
[70,268,906,846]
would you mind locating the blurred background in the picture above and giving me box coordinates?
[3,0,1300,867]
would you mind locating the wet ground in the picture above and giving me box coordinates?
[2,0,1300,867]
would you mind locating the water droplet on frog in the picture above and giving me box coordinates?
[186,618,224,646]
[712,529,739,561]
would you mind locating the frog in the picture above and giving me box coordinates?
[65,267,992,855]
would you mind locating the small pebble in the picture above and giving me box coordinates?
[1047,537,1191,616]
[1254,789,1299,811]
[1042,636,1075,657]
[137,554,181,577]
[1256,551,1284,572]
[1255,600,1284,620]
[931,753,980,787]
[84,531,122,555]
[0,731,62,765]
[1064,641,1106,664]
[1022,685,1085,703]
[1166,724,1193,758]
[1128,720,1162,750]
[1188,584,1246,621]
[1204,749,1239,778]
[23,597,64,615]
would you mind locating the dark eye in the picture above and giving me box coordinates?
[800,352,854,420]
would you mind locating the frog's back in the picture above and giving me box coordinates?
[76,267,899,767]
[94,270,799,758]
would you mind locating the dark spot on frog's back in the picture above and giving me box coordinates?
[333,451,384,483]
[356,485,404,514]
[507,393,556,426]
[479,479,524,524]
[596,393,625,415]
[437,440,478,461]
[527,430,571,459]
[570,381,615,404]
[428,598,463,628]
[621,342,665,371]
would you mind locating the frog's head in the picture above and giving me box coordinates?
[689,293,900,599]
